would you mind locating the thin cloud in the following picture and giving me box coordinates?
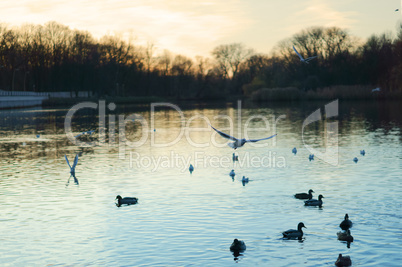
[0,0,252,57]
[285,0,358,34]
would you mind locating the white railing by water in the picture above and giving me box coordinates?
[0,90,48,97]
[0,90,93,98]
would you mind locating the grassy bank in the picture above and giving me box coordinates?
[250,85,402,102]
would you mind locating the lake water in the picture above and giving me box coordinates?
[0,100,401,266]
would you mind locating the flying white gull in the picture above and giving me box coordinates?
[65,154,79,185]
[293,46,317,64]
[210,125,277,149]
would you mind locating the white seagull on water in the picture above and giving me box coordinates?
[210,125,277,149]
[293,46,317,64]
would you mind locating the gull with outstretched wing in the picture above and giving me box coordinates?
[65,154,79,185]
[210,125,277,149]
[293,46,317,64]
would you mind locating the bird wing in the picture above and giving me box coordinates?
[210,125,238,141]
[72,154,79,169]
[65,155,72,169]
[246,134,277,143]
[74,132,84,138]
[293,46,304,60]
[305,56,317,61]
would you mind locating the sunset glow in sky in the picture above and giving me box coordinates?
[0,0,401,57]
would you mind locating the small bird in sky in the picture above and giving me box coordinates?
[293,46,317,63]
[209,125,277,149]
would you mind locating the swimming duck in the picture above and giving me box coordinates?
[335,254,352,267]
[232,153,239,161]
[189,164,194,174]
[353,157,358,163]
[292,147,297,154]
[294,189,314,200]
[337,230,354,243]
[116,195,138,207]
[360,150,365,156]
[339,214,353,230]
[304,194,324,207]
[309,154,314,161]
[229,169,235,177]
[282,222,306,239]
[230,239,246,252]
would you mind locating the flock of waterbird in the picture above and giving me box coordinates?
[206,124,363,265]
[63,117,365,265]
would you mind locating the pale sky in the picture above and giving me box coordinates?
[0,0,401,58]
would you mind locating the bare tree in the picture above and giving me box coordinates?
[211,43,253,80]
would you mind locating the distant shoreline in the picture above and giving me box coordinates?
[1,89,401,110]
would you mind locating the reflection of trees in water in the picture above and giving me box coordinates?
[1,99,401,160]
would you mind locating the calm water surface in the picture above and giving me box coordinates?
[0,100,401,266]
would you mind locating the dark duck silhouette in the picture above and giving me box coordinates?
[282,222,306,239]
[116,195,138,207]
[230,239,246,252]
[294,189,314,200]
[337,229,354,243]
[304,194,324,207]
[335,254,352,266]
[339,214,353,230]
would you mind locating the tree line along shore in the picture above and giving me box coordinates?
[1,21,402,103]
